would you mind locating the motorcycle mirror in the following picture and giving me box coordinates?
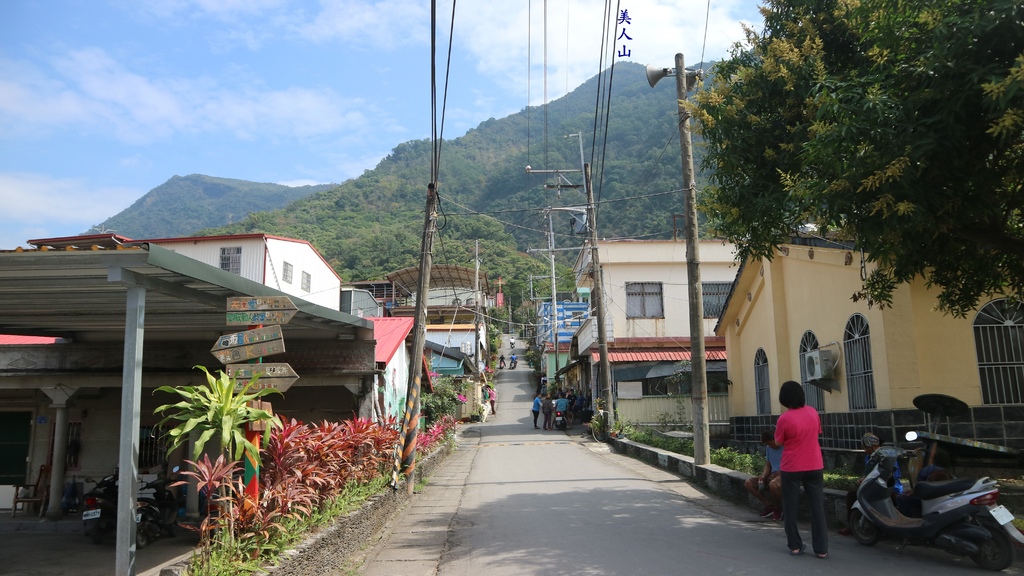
[905,431,918,442]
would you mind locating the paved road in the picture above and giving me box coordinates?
[355,336,1022,576]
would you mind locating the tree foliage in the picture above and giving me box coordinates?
[695,0,1024,316]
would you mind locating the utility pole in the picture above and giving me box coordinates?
[394,182,438,493]
[674,53,709,465]
[474,240,481,373]
[584,163,615,427]
[547,209,559,381]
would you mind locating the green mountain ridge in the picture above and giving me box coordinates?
[98,62,716,308]
[88,174,337,239]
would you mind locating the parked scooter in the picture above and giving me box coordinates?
[849,432,1024,571]
[553,410,567,431]
[82,471,120,545]
[136,466,180,549]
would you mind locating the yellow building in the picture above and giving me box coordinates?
[716,238,1024,465]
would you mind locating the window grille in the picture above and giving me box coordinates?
[844,314,877,410]
[754,349,771,415]
[219,247,242,275]
[625,282,664,318]
[282,262,293,284]
[301,271,311,293]
[799,331,825,411]
[138,426,167,470]
[974,299,1024,404]
[702,281,732,318]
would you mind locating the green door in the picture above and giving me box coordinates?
[0,412,33,484]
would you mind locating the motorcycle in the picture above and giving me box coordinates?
[82,471,121,545]
[849,433,1024,571]
[136,467,180,549]
[553,410,567,431]
[509,357,518,369]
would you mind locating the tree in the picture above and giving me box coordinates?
[694,0,1024,316]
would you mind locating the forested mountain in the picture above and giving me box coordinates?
[197,62,714,308]
[88,175,336,238]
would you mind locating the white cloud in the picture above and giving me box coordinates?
[0,173,141,248]
[0,47,398,145]
[276,178,331,187]
[300,0,431,49]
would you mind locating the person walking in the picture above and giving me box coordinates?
[775,380,828,559]
[531,393,542,428]
[541,393,554,430]
[486,384,497,415]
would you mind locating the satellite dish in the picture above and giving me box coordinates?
[646,64,671,88]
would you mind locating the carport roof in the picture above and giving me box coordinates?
[0,243,373,341]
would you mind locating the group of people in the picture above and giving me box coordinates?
[530,390,590,430]
[750,381,954,559]
[497,353,517,369]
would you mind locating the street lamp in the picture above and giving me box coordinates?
[647,53,710,466]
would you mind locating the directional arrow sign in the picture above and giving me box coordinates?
[226,296,298,326]
[227,363,299,393]
[211,325,286,364]
[226,310,298,325]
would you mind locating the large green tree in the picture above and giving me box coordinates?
[695,0,1024,316]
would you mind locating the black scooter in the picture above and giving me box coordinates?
[136,467,180,549]
[82,471,120,545]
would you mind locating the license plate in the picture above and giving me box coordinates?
[990,505,1015,525]
[135,513,142,523]
[82,509,100,521]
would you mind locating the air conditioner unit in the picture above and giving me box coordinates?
[805,349,836,380]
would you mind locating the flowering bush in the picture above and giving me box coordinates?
[418,415,459,454]
[456,393,467,403]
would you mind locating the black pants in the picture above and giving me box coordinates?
[532,410,540,427]
[781,469,828,556]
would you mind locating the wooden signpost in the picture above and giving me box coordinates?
[226,296,299,326]
[226,363,299,392]
[210,325,286,364]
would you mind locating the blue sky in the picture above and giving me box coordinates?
[0,0,763,249]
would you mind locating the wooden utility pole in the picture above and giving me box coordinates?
[584,163,615,427]
[394,182,438,494]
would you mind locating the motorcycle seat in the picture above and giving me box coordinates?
[914,477,978,500]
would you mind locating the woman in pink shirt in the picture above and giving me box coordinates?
[774,380,828,559]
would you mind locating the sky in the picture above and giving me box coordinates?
[0,0,763,249]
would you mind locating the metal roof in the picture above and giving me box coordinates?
[591,350,729,363]
[0,243,373,341]
[386,264,490,297]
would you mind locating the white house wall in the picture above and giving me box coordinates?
[156,237,266,281]
[264,238,341,310]
[599,240,739,339]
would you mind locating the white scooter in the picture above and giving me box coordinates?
[849,432,1024,571]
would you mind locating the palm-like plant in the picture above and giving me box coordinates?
[154,365,281,463]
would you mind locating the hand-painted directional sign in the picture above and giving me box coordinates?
[226,310,298,325]
[226,296,298,326]
[211,325,286,364]
[227,363,299,393]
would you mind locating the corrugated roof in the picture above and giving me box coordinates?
[369,317,414,364]
[0,335,60,345]
[591,349,728,363]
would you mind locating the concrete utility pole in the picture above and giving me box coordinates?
[546,210,559,380]
[474,240,481,373]
[584,163,615,427]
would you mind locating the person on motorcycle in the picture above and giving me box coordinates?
[509,353,517,368]
[499,355,506,369]
[510,338,516,350]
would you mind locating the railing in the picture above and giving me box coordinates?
[615,394,729,426]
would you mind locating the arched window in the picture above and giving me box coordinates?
[974,299,1024,404]
[755,349,770,415]
[799,331,825,411]
[844,313,876,410]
